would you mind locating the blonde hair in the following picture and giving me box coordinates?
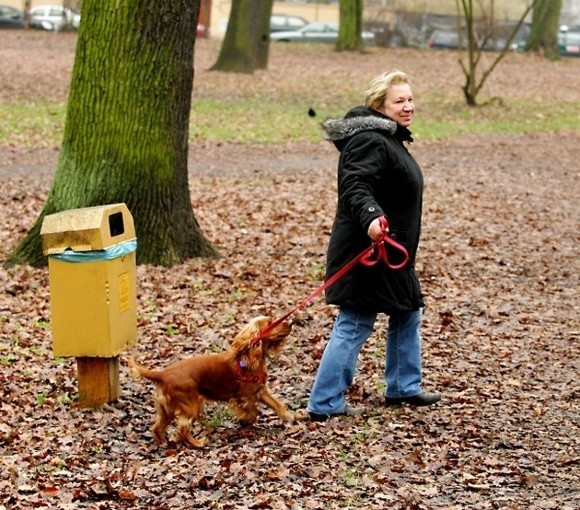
[364,70,410,109]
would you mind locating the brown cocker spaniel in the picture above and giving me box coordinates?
[128,316,293,448]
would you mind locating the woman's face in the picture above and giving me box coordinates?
[379,83,415,127]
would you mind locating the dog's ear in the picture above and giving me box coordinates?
[244,343,263,371]
[231,317,271,370]
[231,316,270,351]
[235,342,263,373]
[231,329,248,354]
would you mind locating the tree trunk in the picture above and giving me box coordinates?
[525,0,562,60]
[6,0,218,268]
[255,0,274,69]
[459,0,480,106]
[336,0,365,52]
[23,0,31,28]
[210,0,273,73]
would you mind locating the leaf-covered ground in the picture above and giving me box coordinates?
[1,32,579,509]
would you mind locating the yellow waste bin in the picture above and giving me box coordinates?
[40,203,137,407]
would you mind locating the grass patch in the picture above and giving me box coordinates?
[189,99,323,143]
[413,94,580,140]
[1,95,578,147]
[146,96,580,142]
[0,101,67,147]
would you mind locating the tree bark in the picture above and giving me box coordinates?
[525,0,562,60]
[6,0,218,268]
[336,0,365,52]
[210,0,273,73]
[255,0,274,69]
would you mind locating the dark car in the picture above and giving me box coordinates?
[363,20,407,47]
[270,13,308,33]
[559,25,580,57]
[428,23,529,52]
[0,5,24,29]
[481,22,531,51]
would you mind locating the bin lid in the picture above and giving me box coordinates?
[40,203,136,255]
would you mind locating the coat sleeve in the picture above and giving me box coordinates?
[338,133,388,231]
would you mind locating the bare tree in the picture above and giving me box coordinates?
[7,0,218,268]
[458,0,538,106]
[210,0,274,73]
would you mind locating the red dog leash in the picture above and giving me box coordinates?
[250,216,409,346]
[359,216,409,270]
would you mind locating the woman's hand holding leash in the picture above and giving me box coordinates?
[362,216,409,270]
[367,216,387,242]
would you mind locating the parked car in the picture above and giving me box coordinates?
[480,22,530,51]
[558,25,580,56]
[29,5,80,31]
[426,28,464,49]
[218,14,309,37]
[363,20,407,48]
[270,21,374,44]
[428,23,529,52]
[270,13,309,33]
[0,5,24,29]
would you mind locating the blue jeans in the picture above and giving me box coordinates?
[307,307,423,414]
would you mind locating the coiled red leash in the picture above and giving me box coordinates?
[359,216,410,270]
[250,216,410,345]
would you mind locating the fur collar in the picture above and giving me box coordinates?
[321,115,397,142]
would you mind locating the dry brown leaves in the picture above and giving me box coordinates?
[0,31,579,510]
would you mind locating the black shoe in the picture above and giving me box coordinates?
[384,392,441,407]
[308,405,366,422]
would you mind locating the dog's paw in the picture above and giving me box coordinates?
[280,410,295,422]
[186,436,209,448]
[172,433,208,448]
[293,409,309,421]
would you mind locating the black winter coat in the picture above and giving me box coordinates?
[322,105,424,314]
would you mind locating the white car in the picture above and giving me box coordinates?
[29,5,80,31]
[270,21,374,44]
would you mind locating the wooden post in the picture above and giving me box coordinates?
[76,356,120,407]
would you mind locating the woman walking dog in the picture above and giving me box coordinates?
[308,69,441,421]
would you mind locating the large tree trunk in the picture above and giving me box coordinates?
[336,0,365,52]
[6,0,218,268]
[210,0,273,73]
[525,0,562,60]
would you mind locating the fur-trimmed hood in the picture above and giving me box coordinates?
[321,105,411,151]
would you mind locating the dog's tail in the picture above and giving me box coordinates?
[127,356,164,383]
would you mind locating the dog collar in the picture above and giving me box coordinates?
[236,360,266,383]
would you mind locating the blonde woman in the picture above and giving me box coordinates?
[308,70,441,421]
